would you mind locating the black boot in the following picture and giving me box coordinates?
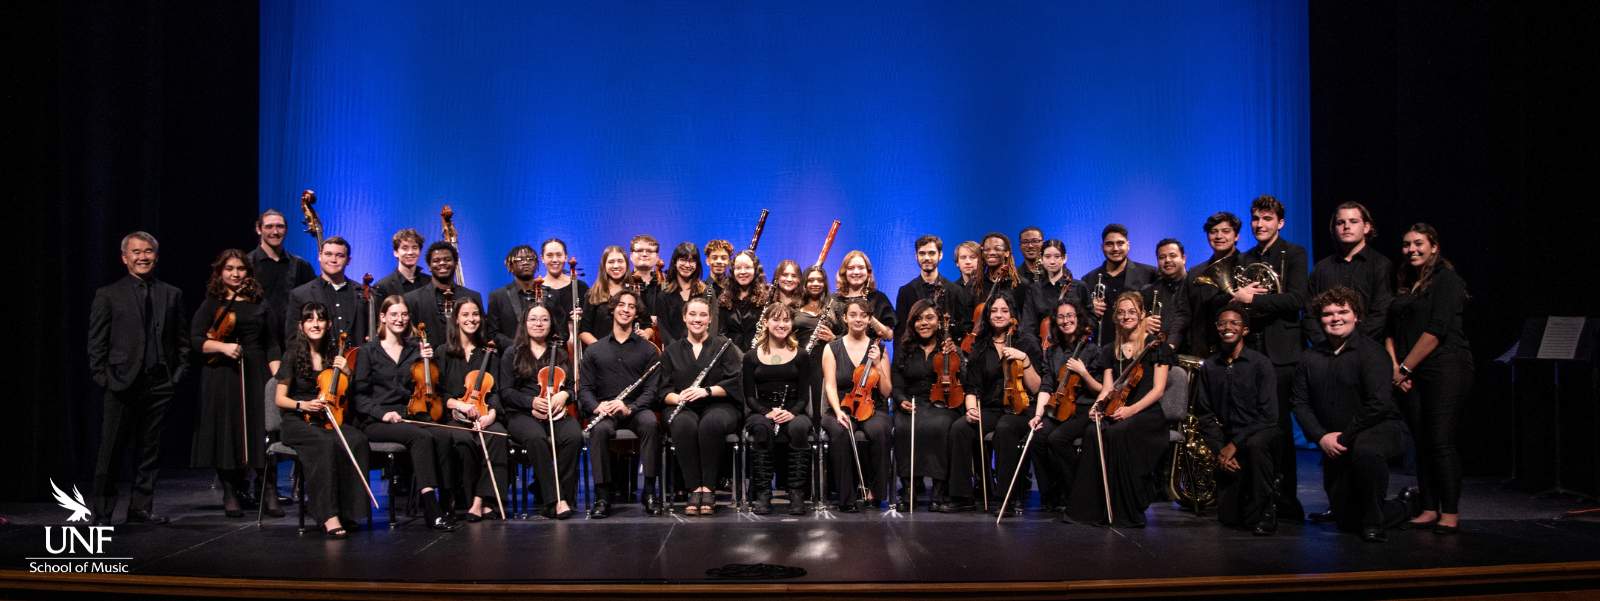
[750,445,774,515]
[1254,476,1280,536]
[220,474,243,518]
[786,446,810,516]
[420,492,460,532]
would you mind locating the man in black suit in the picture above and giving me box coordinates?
[403,241,486,347]
[486,244,541,350]
[286,236,367,344]
[1082,223,1157,342]
[86,232,190,525]
[1234,194,1312,521]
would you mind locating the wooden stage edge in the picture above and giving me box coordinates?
[4,561,1600,599]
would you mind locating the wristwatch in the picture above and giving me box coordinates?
[1398,364,1412,378]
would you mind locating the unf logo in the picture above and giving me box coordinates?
[44,479,112,555]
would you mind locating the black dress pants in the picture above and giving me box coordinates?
[92,368,173,518]
[1215,426,1280,528]
[281,417,372,524]
[506,412,581,510]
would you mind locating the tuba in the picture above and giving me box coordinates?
[1168,354,1219,512]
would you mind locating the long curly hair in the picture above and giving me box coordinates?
[288,302,333,383]
[206,248,262,302]
[720,250,769,309]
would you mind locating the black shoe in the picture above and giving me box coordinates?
[837,501,860,513]
[1307,509,1336,523]
[1360,527,1387,543]
[553,506,574,520]
[125,510,169,525]
[644,494,663,516]
[466,511,484,523]
[590,499,612,519]
[932,500,973,513]
[261,494,285,518]
[1252,520,1278,536]
[426,516,460,531]
[787,490,807,516]
[893,500,909,513]
[1399,486,1423,519]
[1433,523,1460,535]
[753,492,773,515]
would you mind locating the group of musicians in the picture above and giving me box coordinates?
[87,195,1473,543]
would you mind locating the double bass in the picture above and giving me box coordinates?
[440,204,464,286]
[299,189,324,249]
[361,273,375,341]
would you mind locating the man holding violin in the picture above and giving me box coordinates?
[88,231,190,525]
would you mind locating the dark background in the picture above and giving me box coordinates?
[10,0,1597,501]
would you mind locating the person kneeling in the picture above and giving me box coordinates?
[1194,305,1280,535]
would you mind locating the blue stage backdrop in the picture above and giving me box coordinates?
[261,1,1308,297]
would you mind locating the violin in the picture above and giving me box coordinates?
[204,297,239,367]
[840,340,882,421]
[960,263,1011,353]
[1001,327,1030,415]
[928,288,966,409]
[1048,337,1090,421]
[407,323,444,422]
[537,363,570,420]
[460,341,497,423]
[310,332,358,429]
[1098,332,1167,417]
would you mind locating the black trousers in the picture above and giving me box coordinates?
[745,413,813,450]
[821,410,892,504]
[894,402,958,483]
[946,407,1001,501]
[588,410,661,489]
[1324,419,1411,531]
[1044,409,1092,505]
[441,423,509,501]
[1215,426,1281,528]
[507,412,581,510]
[280,417,372,524]
[92,368,173,518]
[1271,363,1303,516]
[1399,349,1472,515]
[362,421,451,490]
[668,402,742,490]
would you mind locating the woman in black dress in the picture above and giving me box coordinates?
[579,245,644,346]
[891,299,962,511]
[796,265,834,356]
[946,293,1042,515]
[743,302,813,515]
[354,295,459,531]
[1037,300,1103,518]
[657,241,712,346]
[191,249,277,518]
[663,296,744,516]
[274,302,371,537]
[718,250,768,350]
[830,251,896,341]
[1066,291,1171,527]
[821,297,894,511]
[499,304,580,519]
[1387,223,1473,534]
[437,298,509,521]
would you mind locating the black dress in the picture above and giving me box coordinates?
[190,296,277,470]
[820,338,893,506]
[1065,340,1172,526]
[275,348,372,524]
[1041,337,1101,508]
[498,343,581,511]
[890,342,960,499]
[540,278,588,345]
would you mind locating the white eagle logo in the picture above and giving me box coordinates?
[50,479,92,523]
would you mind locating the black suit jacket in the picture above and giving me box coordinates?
[1241,238,1310,365]
[87,275,190,391]
[486,281,541,351]
[402,283,487,347]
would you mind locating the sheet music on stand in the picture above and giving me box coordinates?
[1536,317,1586,361]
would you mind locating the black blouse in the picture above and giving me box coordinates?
[890,341,942,405]
[1097,338,1173,416]
[274,348,324,403]
[743,348,811,415]
[719,295,764,351]
[540,279,588,344]
[828,338,888,410]
[659,335,744,410]
[497,343,575,413]
[961,332,1045,411]
[1040,337,1101,405]
[826,290,897,338]
[436,345,503,414]
[1389,266,1471,360]
[352,338,421,424]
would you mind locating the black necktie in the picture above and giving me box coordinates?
[141,282,160,370]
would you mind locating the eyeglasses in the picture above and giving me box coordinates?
[510,256,536,264]
[1113,310,1141,317]
[1020,238,1043,246]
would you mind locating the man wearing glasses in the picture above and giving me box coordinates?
[487,244,542,349]
[1016,226,1045,286]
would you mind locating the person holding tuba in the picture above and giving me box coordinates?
[1193,304,1281,535]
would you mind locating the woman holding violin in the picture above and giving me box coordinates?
[190,249,278,518]
[718,250,768,350]
[498,304,580,519]
[275,302,370,537]
[743,302,813,515]
[821,298,894,511]
[354,295,460,531]
[436,298,508,521]
[1064,291,1171,527]
[663,296,745,516]
[1036,300,1103,518]
[890,299,962,511]
[946,293,1042,515]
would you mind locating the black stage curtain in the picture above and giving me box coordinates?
[11,0,259,501]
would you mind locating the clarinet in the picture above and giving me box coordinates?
[667,339,734,424]
[582,361,662,435]
[748,293,774,351]
[803,296,842,353]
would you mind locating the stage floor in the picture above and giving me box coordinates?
[3,451,1598,595]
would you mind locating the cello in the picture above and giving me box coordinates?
[407,323,444,422]
[361,273,375,341]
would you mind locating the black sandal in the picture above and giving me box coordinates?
[324,526,348,539]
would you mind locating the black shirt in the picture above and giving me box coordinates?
[1082,261,1158,344]
[580,287,655,343]
[275,347,324,403]
[826,290,897,338]
[1194,346,1278,447]
[1183,250,1240,356]
[961,332,1045,412]
[659,335,744,410]
[248,246,316,317]
[1018,274,1092,346]
[286,277,368,344]
[1240,238,1310,365]
[1307,244,1393,344]
[1039,336,1101,405]
[374,267,430,303]
[402,283,487,347]
[890,341,942,406]
[744,348,811,415]
[352,338,421,424]
[497,343,574,413]
[1389,265,1471,360]
[719,294,765,351]
[436,345,503,414]
[1290,334,1402,447]
[577,332,661,415]
[894,275,970,342]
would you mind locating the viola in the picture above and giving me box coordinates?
[1098,332,1167,417]
[407,323,444,422]
[460,341,497,422]
[1001,327,1030,415]
[1048,337,1090,421]
[311,332,358,429]
[840,340,882,421]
